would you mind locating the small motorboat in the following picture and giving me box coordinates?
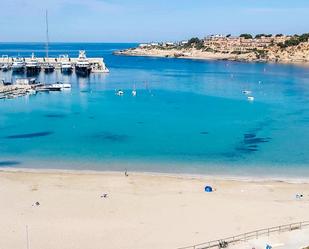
[242,90,252,95]
[27,89,37,95]
[247,96,255,101]
[51,82,71,89]
[132,89,137,96]
[44,84,62,91]
[1,64,9,71]
[116,89,124,96]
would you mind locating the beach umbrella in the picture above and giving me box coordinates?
[204,186,213,192]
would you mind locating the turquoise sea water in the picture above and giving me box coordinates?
[1,43,309,178]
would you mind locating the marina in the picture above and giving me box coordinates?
[1,2,309,249]
[0,50,109,74]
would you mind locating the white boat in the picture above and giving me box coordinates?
[242,90,252,95]
[51,82,71,89]
[27,89,37,95]
[26,53,40,72]
[132,90,137,96]
[116,89,124,96]
[1,55,9,71]
[75,50,91,75]
[247,96,255,101]
[61,61,73,73]
[12,58,25,72]
[1,64,9,71]
[43,63,55,73]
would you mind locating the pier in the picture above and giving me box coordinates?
[0,51,109,74]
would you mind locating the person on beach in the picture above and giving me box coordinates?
[125,169,129,177]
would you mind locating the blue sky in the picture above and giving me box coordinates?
[0,0,308,42]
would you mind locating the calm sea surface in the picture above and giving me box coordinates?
[1,43,309,178]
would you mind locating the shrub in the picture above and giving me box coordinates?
[240,34,253,39]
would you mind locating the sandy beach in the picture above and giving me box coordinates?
[1,169,309,249]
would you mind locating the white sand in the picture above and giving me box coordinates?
[1,169,309,249]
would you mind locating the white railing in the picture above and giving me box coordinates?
[178,221,309,249]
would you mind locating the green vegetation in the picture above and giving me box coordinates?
[255,34,272,38]
[278,33,309,48]
[226,34,231,38]
[240,34,253,39]
[185,37,204,50]
[275,34,283,37]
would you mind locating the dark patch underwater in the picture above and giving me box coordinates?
[5,131,54,139]
[0,161,21,166]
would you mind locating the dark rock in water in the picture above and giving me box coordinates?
[0,161,21,166]
[244,133,256,139]
[137,121,144,124]
[95,132,129,142]
[89,116,95,120]
[44,114,67,118]
[200,131,209,135]
[5,131,54,139]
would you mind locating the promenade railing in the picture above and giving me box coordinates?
[178,221,309,249]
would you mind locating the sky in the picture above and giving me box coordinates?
[0,0,308,42]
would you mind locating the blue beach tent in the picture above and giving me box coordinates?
[204,186,213,192]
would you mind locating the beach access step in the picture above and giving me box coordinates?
[178,221,309,249]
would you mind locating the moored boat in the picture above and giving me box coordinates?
[12,58,25,72]
[75,50,91,76]
[43,63,55,73]
[26,53,40,72]
[61,61,73,73]
[1,64,9,71]
[51,82,71,89]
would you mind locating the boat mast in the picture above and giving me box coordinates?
[45,10,49,60]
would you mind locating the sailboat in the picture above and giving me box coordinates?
[42,10,54,73]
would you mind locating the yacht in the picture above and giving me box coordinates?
[75,50,91,76]
[42,63,55,73]
[12,58,25,72]
[26,53,40,72]
[61,61,73,73]
[1,55,10,71]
